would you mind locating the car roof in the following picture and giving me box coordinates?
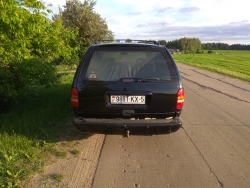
[93,39,165,46]
[90,42,166,49]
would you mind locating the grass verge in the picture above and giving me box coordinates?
[0,73,77,187]
[173,50,250,83]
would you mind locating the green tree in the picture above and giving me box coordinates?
[178,37,201,53]
[54,0,114,58]
[158,40,167,46]
[0,0,77,111]
[125,39,132,42]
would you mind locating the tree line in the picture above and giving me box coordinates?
[202,43,250,50]
[159,38,202,53]
[158,39,250,51]
[0,0,113,111]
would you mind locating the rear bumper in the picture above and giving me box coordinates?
[73,117,182,135]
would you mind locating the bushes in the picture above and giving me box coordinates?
[0,0,77,111]
[0,59,59,111]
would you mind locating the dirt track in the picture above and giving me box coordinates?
[25,63,250,188]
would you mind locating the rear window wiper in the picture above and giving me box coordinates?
[137,78,170,82]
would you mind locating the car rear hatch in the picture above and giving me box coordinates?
[73,44,182,118]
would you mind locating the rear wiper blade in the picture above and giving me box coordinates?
[137,78,170,82]
[137,78,151,82]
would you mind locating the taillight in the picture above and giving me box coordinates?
[176,89,184,109]
[71,88,79,108]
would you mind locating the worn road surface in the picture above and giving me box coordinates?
[26,63,250,188]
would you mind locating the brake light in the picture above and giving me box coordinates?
[176,89,184,109]
[71,88,79,108]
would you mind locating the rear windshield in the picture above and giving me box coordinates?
[81,48,176,81]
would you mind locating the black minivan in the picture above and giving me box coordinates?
[71,40,184,137]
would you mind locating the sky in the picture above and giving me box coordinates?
[44,0,250,45]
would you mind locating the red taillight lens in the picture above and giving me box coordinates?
[71,88,79,108]
[176,89,184,109]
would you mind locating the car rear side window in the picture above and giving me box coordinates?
[81,48,176,82]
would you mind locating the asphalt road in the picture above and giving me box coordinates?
[92,63,250,188]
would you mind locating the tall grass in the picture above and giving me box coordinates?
[0,73,75,187]
[173,50,250,82]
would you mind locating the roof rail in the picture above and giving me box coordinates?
[95,39,160,45]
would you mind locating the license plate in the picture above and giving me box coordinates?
[111,95,145,104]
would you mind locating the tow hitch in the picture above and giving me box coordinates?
[124,124,130,138]
[126,130,130,138]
